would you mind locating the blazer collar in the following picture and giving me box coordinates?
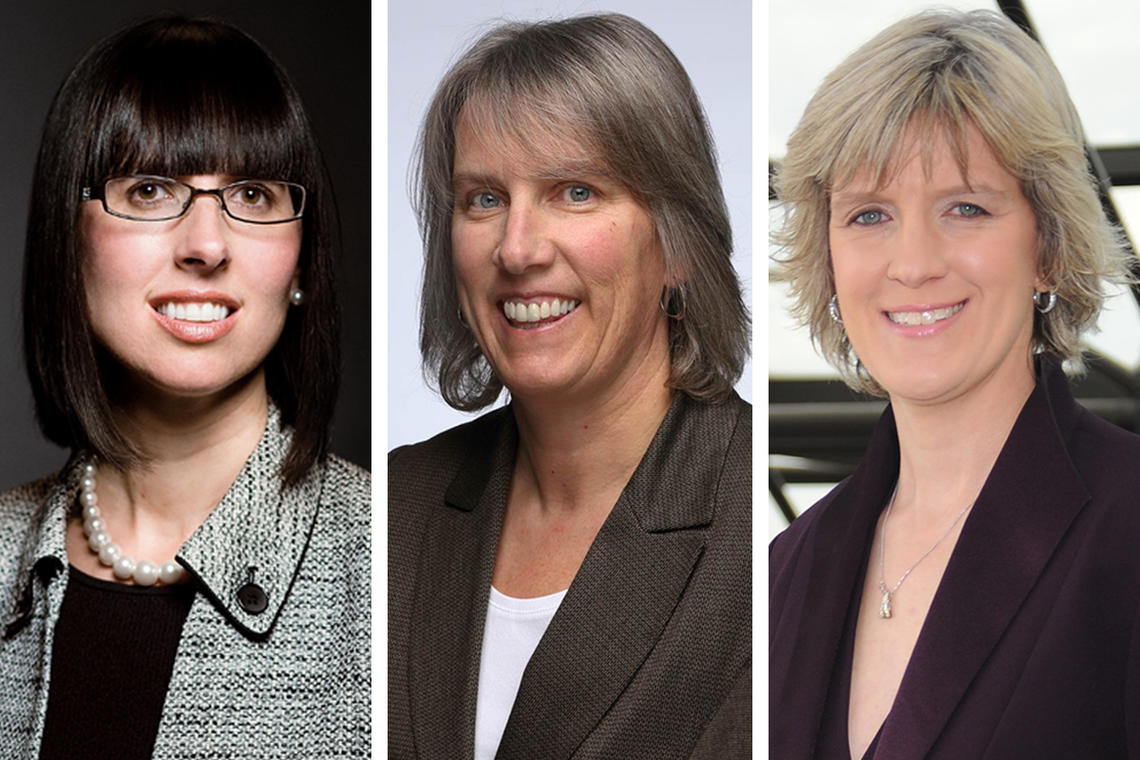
[177,402,323,640]
[407,393,744,759]
[784,363,1090,758]
[3,403,321,642]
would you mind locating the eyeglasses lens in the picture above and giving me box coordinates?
[102,176,304,223]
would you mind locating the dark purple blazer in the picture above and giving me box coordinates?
[770,363,1140,759]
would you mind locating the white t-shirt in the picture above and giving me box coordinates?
[473,585,567,760]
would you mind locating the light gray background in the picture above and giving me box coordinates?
[0,1,370,489]
[389,0,753,448]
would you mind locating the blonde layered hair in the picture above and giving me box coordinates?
[773,9,1131,395]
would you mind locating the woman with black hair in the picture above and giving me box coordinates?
[0,17,368,759]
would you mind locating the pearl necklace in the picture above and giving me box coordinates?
[80,462,186,586]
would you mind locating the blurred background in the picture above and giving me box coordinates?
[769,0,1140,539]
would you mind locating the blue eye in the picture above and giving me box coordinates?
[852,210,885,225]
[473,192,500,209]
[954,202,987,217]
[566,185,592,203]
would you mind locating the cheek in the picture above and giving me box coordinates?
[580,218,660,287]
[252,233,303,295]
[450,223,487,292]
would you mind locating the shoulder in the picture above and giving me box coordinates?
[309,455,370,565]
[319,454,370,514]
[1069,403,1140,482]
[0,473,62,598]
[388,406,509,479]
[0,474,56,526]
[1064,404,1140,539]
[769,477,849,589]
[389,407,510,489]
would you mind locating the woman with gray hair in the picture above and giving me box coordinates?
[389,13,750,759]
[770,9,1140,759]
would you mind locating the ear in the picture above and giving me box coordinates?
[290,266,302,293]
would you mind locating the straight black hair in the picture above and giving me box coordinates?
[23,16,341,485]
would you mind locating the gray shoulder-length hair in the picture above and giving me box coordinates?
[414,13,749,411]
[773,9,1132,395]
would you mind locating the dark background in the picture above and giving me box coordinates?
[0,1,370,487]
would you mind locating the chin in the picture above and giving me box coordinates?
[877,367,963,404]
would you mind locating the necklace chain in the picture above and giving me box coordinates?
[877,487,973,619]
[80,462,186,586]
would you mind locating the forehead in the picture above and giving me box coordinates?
[452,101,607,179]
[832,119,1013,196]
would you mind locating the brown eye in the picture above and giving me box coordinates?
[126,180,174,203]
[240,186,266,205]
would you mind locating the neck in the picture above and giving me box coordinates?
[510,353,673,519]
[889,361,1035,519]
[97,370,271,533]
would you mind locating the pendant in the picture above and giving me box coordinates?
[879,589,892,619]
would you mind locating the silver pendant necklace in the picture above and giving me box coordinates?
[877,487,973,619]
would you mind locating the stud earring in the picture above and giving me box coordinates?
[289,289,305,306]
[828,294,843,324]
[1033,290,1057,314]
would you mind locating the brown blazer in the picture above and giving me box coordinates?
[389,393,751,759]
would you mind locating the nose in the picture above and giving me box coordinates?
[174,195,230,272]
[492,203,554,275]
[885,216,948,287]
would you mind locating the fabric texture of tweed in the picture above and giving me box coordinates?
[389,392,751,759]
[0,404,370,759]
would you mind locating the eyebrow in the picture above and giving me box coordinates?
[451,161,615,189]
[830,183,1008,207]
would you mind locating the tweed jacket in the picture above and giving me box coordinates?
[389,392,751,759]
[770,363,1140,759]
[0,405,370,759]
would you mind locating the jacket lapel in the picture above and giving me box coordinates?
[407,409,515,760]
[769,409,899,759]
[876,365,1090,759]
[495,396,738,759]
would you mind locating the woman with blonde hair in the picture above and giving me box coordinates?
[770,10,1140,758]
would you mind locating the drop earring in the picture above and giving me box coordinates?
[828,294,843,324]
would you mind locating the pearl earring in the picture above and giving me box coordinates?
[289,289,305,306]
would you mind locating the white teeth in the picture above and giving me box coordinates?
[502,298,580,324]
[158,302,231,322]
[887,302,963,326]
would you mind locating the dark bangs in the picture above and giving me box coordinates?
[82,20,311,185]
[24,16,339,486]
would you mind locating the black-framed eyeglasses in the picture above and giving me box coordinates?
[81,175,306,224]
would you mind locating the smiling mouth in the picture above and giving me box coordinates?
[502,298,579,328]
[886,302,964,326]
[154,302,233,323]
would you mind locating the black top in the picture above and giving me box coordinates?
[38,566,194,760]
